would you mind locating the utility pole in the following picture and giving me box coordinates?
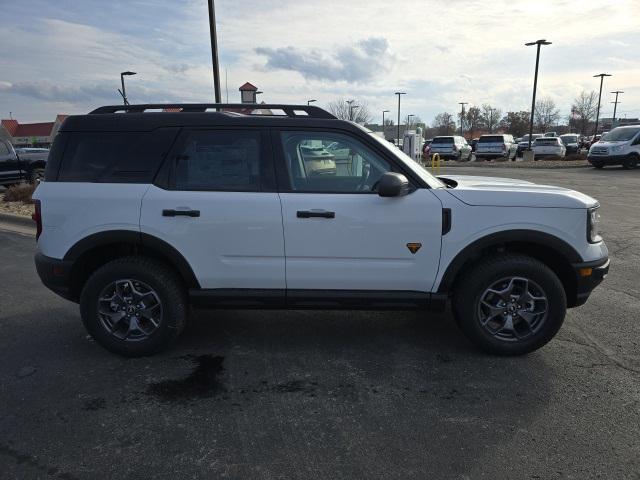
[611,90,623,127]
[382,110,389,138]
[458,102,467,137]
[207,0,222,103]
[525,39,552,150]
[394,92,406,146]
[593,73,612,138]
[346,99,356,120]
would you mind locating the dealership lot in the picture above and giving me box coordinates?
[1,166,639,479]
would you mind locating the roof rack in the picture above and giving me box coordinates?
[89,103,336,119]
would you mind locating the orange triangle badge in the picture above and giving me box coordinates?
[407,243,422,254]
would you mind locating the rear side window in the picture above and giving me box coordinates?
[174,130,261,192]
[478,136,504,143]
[432,137,454,144]
[57,128,178,183]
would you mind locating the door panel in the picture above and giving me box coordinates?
[280,189,443,291]
[141,187,285,289]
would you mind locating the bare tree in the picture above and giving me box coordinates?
[500,111,530,137]
[534,97,560,132]
[465,106,484,135]
[432,112,456,136]
[480,104,502,133]
[571,90,598,135]
[327,98,373,123]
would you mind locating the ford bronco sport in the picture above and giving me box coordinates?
[33,103,609,357]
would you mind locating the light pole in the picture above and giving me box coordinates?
[458,102,467,137]
[307,99,317,105]
[489,107,498,133]
[346,99,356,120]
[395,92,406,146]
[207,0,222,103]
[382,109,389,138]
[525,39,552,150]
[406,114,415,132]
[611,90,623,127]
[119,71,136,105]
[593,73,612,138]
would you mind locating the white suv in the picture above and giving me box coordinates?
[33,103,609,357]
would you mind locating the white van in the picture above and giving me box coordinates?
[588,126,640,169]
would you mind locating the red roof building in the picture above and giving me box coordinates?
[0,115,68,147]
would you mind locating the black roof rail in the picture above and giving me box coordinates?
[89,103,336,119]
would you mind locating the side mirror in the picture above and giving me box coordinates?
[377,172,410,197]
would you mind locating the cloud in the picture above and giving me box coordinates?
[255,37,393,83]
[0,81,115,103]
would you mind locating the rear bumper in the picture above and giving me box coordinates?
[571,257,609,307]
[588,154,626,165]
[35,252,76,302]
[475,152,508,158]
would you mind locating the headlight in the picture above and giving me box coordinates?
[611,145,625,153]
[587,206,602,243]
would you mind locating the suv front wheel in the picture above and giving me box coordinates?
[452,254,566,355]
[80,256,187,357]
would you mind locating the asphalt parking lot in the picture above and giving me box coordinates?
[1,166,639,479]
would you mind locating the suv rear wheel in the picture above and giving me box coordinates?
[29,167,45,183]
[452,254,566,355]
[80,256,187,357]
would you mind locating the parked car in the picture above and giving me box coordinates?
[587,125,640,169]
[517,134,544,157]
[470,138,479,152]
[559,134,581,155]
[532,137,566,158]
[15,148,49,182]
[0,141,49,185]
[33,102,609,357]
[474,134,517,161]
[428,136,472,161]
[0,139,22,186]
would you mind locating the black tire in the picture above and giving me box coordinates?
[592,162,604,169]
[622,155,638,170]
[29,167,45,183]
[452,254,567,356]
[80,256,187,357]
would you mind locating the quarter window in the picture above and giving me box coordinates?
[280,131,391,193]
[174,130,261,192]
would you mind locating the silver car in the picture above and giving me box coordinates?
[429,136,472,161]
[475,134,518,161]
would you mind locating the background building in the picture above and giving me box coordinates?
[0,114,68,148]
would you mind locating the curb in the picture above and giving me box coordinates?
[0,211,36,235]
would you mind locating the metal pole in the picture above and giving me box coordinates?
[458,102,467,137]
[395,92,405,146]
[207,0,222,103]
[592,73,611,138]
[120,73,127,105]
[611,91,623,127]
[528,44,541,150]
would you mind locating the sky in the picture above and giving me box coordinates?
[0,0,639,125]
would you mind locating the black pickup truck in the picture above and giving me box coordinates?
[0,140,48,185]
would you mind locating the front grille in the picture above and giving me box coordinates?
[591,147,608,155]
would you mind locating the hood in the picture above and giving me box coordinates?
[437,175,598,209]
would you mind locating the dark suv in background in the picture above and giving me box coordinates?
[0,139,48,185]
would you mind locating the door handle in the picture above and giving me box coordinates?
[162,209,200,217]
[297,210,335,219]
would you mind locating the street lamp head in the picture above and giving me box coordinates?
[594,73,612,77]
[610,91,624,94]
[525,39,551,46]
[121,71,137,76]
[394,92,406,95]
[308,99,317,103]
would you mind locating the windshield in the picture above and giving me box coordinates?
[432,137,454,144]
[560,135,579,144]
[603,127,640,142]
[367,132,444,189]
[478,136,504,143]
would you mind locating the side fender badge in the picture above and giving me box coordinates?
[407,243,422,254]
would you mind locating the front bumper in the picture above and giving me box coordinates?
[588,154,627,166]
[35,252,76,302]
[571,257,609,307]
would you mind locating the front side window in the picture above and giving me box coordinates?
[175,130,261,191]
[280,131,391,193]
